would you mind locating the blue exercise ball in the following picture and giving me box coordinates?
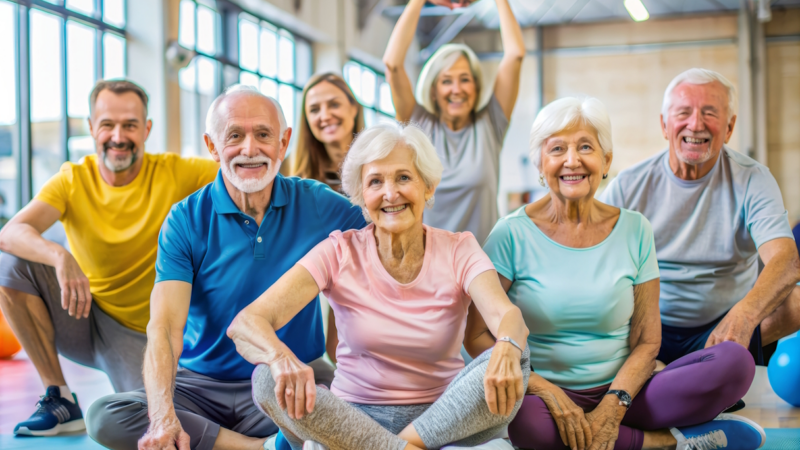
[768,333,800,407]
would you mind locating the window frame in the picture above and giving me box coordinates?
[343,59,395,127]
[5,0,126,209]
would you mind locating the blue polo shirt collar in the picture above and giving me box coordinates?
[210,170,289,216]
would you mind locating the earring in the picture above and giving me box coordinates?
[538,174,545,187]
[603,173,608,179]
[425,196,435,208]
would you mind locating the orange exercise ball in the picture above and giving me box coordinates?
[0,308,22,358]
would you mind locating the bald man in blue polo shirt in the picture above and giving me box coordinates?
[86,85,366,450]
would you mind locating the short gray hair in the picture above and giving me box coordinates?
[414,44,491,115]
[205,84,287,144]
[341,122,443,220]
[529,97,613,171]
[662,68,736,124]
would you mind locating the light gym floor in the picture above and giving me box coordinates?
[1,351,799,449]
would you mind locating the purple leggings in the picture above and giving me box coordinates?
[508,341,755,450]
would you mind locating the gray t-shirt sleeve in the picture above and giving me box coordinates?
[597,176,626,208]
[745,166,794,249]
[410,103,437,135]
[482,94,510,144]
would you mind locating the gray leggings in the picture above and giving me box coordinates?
[253,346,531,450]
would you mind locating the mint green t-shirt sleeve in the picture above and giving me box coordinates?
[633,213,660,285]
[482,219,515,281]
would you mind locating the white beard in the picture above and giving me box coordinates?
[220,154,282,194]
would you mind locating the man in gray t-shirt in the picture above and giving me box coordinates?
[600,68,800,365]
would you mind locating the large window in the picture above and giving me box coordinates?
[177,1,312,157]
[0,0,126,225]
[343,60,395,127]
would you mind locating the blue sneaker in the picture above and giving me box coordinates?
[671,414,766,450]
[13,386,85,436]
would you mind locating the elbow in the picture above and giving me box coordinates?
[0,229,9,253]
[382,58,402,74]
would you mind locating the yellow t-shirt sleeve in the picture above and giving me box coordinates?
[33,164,72,219]
[174,156,219,196]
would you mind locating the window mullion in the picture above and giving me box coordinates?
[17,2,33,205]
[59,15,68,162]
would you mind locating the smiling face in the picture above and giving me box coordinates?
[89,90,151,174]
[661,81,735,167]
[362,145,433,234]
[305,80,359,151]
[433,56,477,123]
[205,93,290,194]
[541,122,612,202]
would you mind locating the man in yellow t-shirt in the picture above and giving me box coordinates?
[0,80,218,437]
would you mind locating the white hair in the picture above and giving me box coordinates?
[662,68,736,124]
[415,43,492,115]
[205,84,287,144]
[529,97,613,171]
[341,122,443,221]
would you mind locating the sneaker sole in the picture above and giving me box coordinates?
[715,413,767,448]
[14,419,86,436]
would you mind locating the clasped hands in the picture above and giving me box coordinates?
[530,380,625,450]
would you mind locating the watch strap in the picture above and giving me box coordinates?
[496,336,523,353]
[605,389,632,408]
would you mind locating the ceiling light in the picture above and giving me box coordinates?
[624,0,650,22]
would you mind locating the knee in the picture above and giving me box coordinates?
[251,364,280,416]
[709,341,755,395]
[86,394,144,450]
[507,395,562,450]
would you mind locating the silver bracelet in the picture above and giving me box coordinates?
[496,336,523,353]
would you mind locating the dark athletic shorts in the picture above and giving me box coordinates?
[658,311,777,366]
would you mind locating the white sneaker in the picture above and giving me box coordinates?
[441,438,515,450]
[303,441,329,450]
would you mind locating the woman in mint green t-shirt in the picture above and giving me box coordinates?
[473,97,764,450]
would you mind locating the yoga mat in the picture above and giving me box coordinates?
[0,433,105,449]
[763,427,800,450]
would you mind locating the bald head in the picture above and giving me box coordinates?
[205,84,287,145]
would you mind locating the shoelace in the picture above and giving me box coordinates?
[685,430,728,450]
[32,395,56,416]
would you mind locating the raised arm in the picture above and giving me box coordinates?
[467,270,529,417]
[383,0,429,122]
[584,278,661,450]
[707,237,800,348]
[493,0,525,119]
[138,281,192,450]
[0,200,91,319]
[227,264,321,419]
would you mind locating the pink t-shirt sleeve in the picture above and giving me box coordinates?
[453,232,497,295]
[298,233,342,291]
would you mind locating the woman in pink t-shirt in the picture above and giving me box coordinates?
[228,123,530,450]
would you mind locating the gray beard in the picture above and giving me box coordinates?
[103,149,137,172]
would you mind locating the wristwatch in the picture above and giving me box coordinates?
[496,336,523,353]
[605,390,632,409]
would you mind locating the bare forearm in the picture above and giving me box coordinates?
[493,308,529,353]
[227,312,295,366]
[383,0,425,69]
[609,343,659,398]
[0,223,67,266]
[740,254,800,323]
[143,325,182,423]
[496,0,525,59]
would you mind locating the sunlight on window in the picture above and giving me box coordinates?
[278,33,294,84]
[30,10,63,122]
[345,63,361,103]
[260,78,277,99]
[278,84,294,128]
[103,33,125,79]
[259,27,277,78]
[179,58,197,91]
[239,71,259,88]
[379,82,395,115]
[67,21,96,118]
[103,0,125,27]
[361,69,376,107]
[238,19,259,72]
[178,0,196,49]
[0,1,16,126]
[66,0,94,16]
[197,57,216,96]
[196,6,216,55]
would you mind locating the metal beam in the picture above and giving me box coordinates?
[419,8,476,61]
